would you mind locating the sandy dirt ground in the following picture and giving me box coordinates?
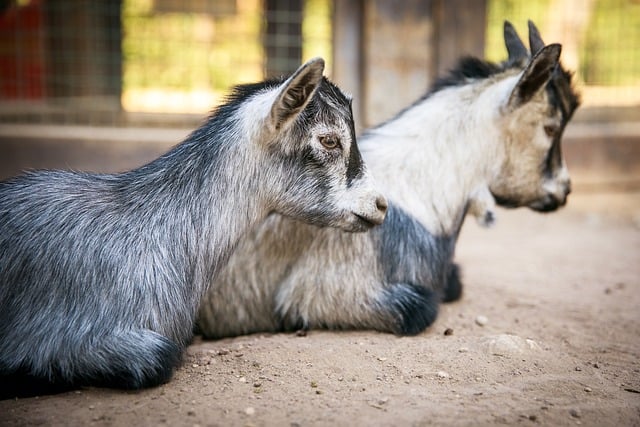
[1,190,639,427]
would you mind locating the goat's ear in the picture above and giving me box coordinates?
[528,20,545,55]
[504,21,529,66]
[506,44,561,111]
[269,57,325,131]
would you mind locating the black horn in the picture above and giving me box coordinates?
[528,20,545,54]
[504,21,529,66]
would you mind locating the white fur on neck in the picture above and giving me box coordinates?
[361,72,521,234]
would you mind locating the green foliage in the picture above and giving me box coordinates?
[122,0,333,105]
[302,0,332,69]
[122,0,263,93]
[486,0,640,87]
[580,0,640,85]
[485,0,551,63]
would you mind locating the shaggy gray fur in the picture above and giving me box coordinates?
[0,58,386,392]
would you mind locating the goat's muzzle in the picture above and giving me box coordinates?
[529,190,569,212]
[352,194,388,230]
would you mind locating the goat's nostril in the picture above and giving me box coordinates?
[565,181,572,195]
[376,195,388,214]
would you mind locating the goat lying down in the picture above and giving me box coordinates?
[0,58,387,392]
[197,21,581,338]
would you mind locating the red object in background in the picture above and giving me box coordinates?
[0,0,45,99]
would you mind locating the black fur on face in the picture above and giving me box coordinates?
[295,77,364,185]
[541,66,580,180]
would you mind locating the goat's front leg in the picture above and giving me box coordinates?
[468,185,496,227]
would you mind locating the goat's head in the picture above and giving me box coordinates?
[490,21,580,212]
[242,58,387,231]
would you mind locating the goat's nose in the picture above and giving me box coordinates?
[565,180,572,195]
[366,194,388,225]
[377,195,388,215]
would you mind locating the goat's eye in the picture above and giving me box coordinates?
[319,135,341,150]
[543,125,557,137]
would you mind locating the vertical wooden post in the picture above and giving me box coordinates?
[332,0,488,129]
[332,0,364,132]
[361,0,434,127]
[432,0,487,76]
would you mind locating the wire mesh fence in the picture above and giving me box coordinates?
[485,0,640,108]
[0,0,331,126]
[0,0,637,127]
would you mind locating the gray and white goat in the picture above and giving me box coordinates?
[0,58,387,393]
[197,21,580,338]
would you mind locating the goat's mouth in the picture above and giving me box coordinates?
[350,199,387,231]
[332,212,383,233]
[352,213,381,230]
[343,210,385,232]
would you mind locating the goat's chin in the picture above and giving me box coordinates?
[528,194,568,213]
[492,195,520,209]
[332,213,380,233]
[493,192,569,213]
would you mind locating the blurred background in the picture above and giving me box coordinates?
[0,0,638,195]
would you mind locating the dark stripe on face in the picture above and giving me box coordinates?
[303,78,364,186]
[550,68,580,122]
[544,133,563,178]
[542,72,577,177]
[346,102,365,185]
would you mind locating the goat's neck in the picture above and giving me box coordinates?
[362,78,513,236]
[126,135,269,301]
